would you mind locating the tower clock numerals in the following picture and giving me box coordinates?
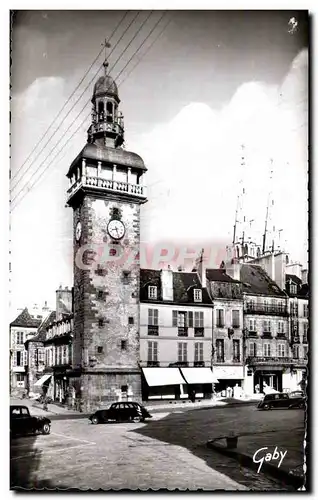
[75,221,82,241]
[107,219,125,240]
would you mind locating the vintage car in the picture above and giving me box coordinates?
[257,392,305,410]
[89,401,152,424]
[10,405,51,437]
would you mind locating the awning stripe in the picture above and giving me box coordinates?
[142,368,185,387]
[180,368,219,384]
[34,374,52,387]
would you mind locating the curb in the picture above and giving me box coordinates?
[206,439,304,489]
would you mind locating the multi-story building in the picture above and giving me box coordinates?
[139,268,216,401]
[10,308,42,395]
[205,268,245,394]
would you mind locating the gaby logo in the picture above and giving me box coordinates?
[253,446,287,474]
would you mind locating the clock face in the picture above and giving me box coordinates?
[107,219,125,240]
[75,221,82,241]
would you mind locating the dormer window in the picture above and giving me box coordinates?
[193,289,202,302]
[148,286,157,300]
[290,283,297,294]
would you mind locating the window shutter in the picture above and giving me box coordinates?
[172,311,178,327]
[188,311,193,328]
[199,343,203,360]
[154,309,159,326]
[183,343,187,361]
[153,342,158,361]
[178,343,182,361]
[23,351,28,366]
[148,309,152,325]
[194,343,198,361]
[200,312,204,327]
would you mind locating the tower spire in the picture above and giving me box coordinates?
[102,39,111,76]
[262,158,275,254]
[233,144,247,246]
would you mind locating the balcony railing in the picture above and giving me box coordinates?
[261,332,273,339]
[194,327,204,337]
[232,323,240,329]
[247,331,258,338]
[276,333,287,339]
[245,304,289,316]
[216,356,225,363]
[147,360,159,367]
[246,356,307,366]
[178,327,188,337]
[67,175,147,201]
[194,361,205,367]
[147,325,159,336]
[232,357,241,363]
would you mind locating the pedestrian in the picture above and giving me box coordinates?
[189,389,195,403]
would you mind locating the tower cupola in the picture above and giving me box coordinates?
[88,60,124,148]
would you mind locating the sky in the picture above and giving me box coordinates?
[10,9,309,315]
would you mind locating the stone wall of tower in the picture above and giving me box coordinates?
[72,194,142,411]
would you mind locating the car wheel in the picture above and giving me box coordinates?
[42,423,51,435]
[91,416,99,425]
[263,404,271,410]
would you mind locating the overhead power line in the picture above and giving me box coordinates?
[10,11,168,212]
[11,11,142,194]
[11,10,130,186]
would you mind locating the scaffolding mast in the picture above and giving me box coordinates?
[233,144,247,245]
[262,158,275,254]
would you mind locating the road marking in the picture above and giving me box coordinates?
[11,443,94,461]
[51,432,95,445]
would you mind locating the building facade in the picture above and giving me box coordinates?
[139,268,216,401]
[10,309,42,396]
[66,61,147,411]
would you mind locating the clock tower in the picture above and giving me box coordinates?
[66,60,147,411]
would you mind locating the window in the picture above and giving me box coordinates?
[194,342,204,365]
[148,341,158,365]
[194,311,204,329]
[249,342,257,357]
[128,317,134,325]
[277,302,284,312]
[263,320,271,333]
[303,304,308,318]
[62,345,68,364]
[16,351,22,366]
[277,344,286,357]
[38,349,45,363]
[232,310,240,328]
[233,340,240,362]
[16,374,25,382]
[188,311,193,328]
[293,345,300,359]
[121,340,127,351]
[303,345,308,359]
[178,343,187,363]
[290,302,298,316]
[264,300,269,312]
[123,270,130,284]
[98,319,104,328]
[249,299,256,310]
[290,284,297,294]
[249,319,256,332]
[148,286,157,300]
[97,290,105,300]
[303,323,308,342]
[216,339,224,362]
[216,309,224,328]
[97,346,103,354]
[106,101,113,122]
[264,344,271,357]
[193,289,202,302]
[148,309,159,335]
[173,311,188,336]
[277,321,285,334]
[16,332,24,344]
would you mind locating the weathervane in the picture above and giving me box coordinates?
[102,38,111,75]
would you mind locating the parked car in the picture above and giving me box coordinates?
[10,405,51,437]
[89,402,152,424]
[257,392,305,410]
[289,390,304,398]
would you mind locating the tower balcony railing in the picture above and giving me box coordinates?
[244,304,289,316]
[67,175,147,201]
[91,121,124,137]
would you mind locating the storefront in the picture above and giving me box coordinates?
[211,365,244,396]
[141,367,218,401]
[253,369,283,393]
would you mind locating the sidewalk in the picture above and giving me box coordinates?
[10,395,260,419]
[207,427,305,489]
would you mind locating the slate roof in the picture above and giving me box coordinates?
[24,311,56,345]
[240,264,286,297]
[206,268,240,283]
[10,308,42,328]
[140,269,212,305]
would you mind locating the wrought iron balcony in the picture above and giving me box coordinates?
[244,304,289,316]
[178,327,188,337]
[147,360,159,367]
[246,356,307,366]
[261,332,273,339]
[147,325,159,336]
[276,333,287,339]
[194,361,205,367]
[247,330,258,338]
[194,327,204,337]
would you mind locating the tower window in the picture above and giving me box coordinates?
[97,346,103,354]
[98,319,104,328]
[97,290,105,300]
[121,340,127,351]
[98,101,104,121]
[128,317,134,325]
[106,101,113,123]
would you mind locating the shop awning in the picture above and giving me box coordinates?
[34,374,52,387]
[212,366,244,380]
[180,368,219,384]
[142,368,185,387]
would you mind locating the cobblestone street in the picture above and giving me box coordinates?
[10,404,304,491]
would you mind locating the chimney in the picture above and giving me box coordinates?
[286,262,303,280]
[225,245,241,281]
[56,286,73,320]
[195,248,206,288]
[274,252,288,290]
[301,269,308,284]
[160,268,174,301]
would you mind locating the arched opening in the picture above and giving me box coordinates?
[106,101,114,123]
[98,101,104,122]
